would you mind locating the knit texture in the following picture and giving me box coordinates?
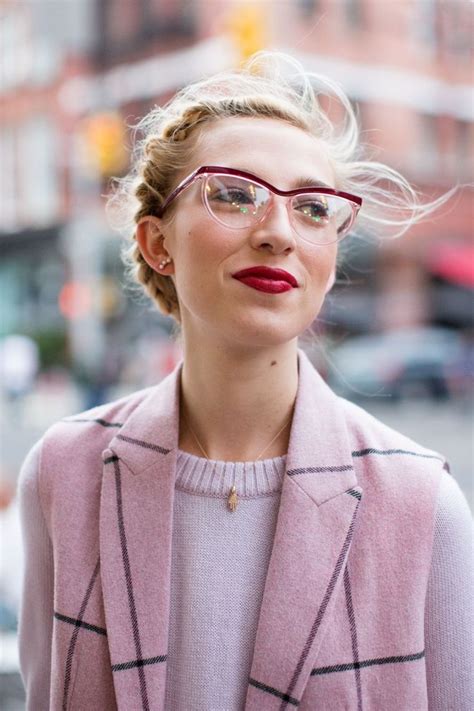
[165,451,286,711]
[17,441,473,710]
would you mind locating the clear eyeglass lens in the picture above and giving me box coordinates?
[204,174,353,243]
[205,175,268,226]
[291,194,354,242]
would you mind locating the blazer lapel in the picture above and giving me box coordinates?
[100,363,182,711]
[245,350,362,710]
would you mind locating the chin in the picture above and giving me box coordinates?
[224,313,308,349]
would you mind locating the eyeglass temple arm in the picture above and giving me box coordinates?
[156,167,206,217]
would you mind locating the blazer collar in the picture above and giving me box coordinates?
[106,359,181,476]
[100,349,361,710]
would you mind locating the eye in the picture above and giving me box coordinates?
[293,195,330,224]
[211,187,254,204]
[206,176,260,208]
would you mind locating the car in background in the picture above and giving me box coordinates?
[327,327,471,402]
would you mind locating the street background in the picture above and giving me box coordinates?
[0,1,473,708]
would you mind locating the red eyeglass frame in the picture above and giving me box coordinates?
[156,165,363,236]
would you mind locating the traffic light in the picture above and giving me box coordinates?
[82,111,128,177]
[226,4,268,63]
[58,281,92,320]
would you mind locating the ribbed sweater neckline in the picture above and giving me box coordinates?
[175,449,287,499]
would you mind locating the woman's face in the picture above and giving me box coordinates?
[155,116,338,349]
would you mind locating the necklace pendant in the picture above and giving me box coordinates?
[227,485,238,512]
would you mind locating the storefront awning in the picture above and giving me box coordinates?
[428,243,474,289]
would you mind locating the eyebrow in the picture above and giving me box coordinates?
[293,176,333,190]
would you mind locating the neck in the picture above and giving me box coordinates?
[178,337,299,462]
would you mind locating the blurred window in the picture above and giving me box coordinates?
[439,0,474,58]
[297,0,319,19]
[343,0,364,28]
[18,117,60,227]
[142,0,195,37]
[0,261,24,334]
[104,0,141,43]
[412,0,438,50]
[36,0,96,54]
[456,120,473,180]
[99,0,194,55]
[0,4,61,89]
[147,0,186,22]
[415,113,440,178]
[0,251,65,335]
[0,126,18,230]
[0,8,32,90]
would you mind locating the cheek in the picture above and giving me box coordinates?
[173,225,224,299]
[180,220,236,274]
[299,248,337,326]
[306,244,337,286]
[186,228,221,272]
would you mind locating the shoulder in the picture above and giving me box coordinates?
[37,386,156,501]
[41,385,155,455]
[334,399,465,561]
[17,437,43,499]
[424,469,473,710]
[428,470,473,603]
[338,396,448,471]
[335,397,448,513]
[433,471,473,547]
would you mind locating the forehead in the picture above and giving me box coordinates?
[188,116,336,189]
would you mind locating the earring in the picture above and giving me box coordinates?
[158,256,172,270]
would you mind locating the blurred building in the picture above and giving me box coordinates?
[0,1,201,379]
[0,0,472,382]
[1,0,98,374]
[269,0,474,332]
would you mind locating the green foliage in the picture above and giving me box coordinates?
[28,328,69,370]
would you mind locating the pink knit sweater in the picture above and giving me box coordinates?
[18,440,473,710]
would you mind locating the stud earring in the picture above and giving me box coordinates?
[158,256,172,270]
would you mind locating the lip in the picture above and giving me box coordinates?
[231,266,299,288]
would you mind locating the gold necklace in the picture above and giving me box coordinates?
[181,411,292,512]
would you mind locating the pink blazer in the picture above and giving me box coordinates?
[37,349,444,710]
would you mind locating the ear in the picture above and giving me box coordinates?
[324,269,336,294]
[135,216,174,274]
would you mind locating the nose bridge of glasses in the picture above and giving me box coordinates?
[259,187,295,226]
[251,194,301,248]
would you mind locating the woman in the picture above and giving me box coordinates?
[18,52,472,710]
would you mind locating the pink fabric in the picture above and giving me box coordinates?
[18,443,473,710]
[28,350,446,709]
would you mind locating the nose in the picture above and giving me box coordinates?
[248,197,297,254]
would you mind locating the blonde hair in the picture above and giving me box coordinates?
[107,51,456,324]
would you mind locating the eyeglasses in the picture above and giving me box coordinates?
[157,166,362,245]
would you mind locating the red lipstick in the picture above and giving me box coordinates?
[232,266,298,294]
